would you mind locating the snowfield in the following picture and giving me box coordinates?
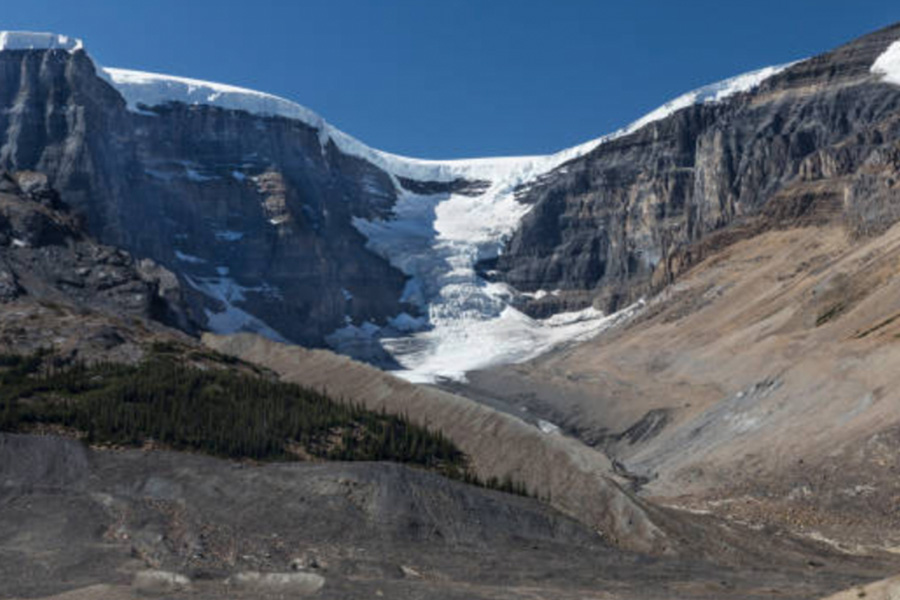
[872,39,900,85]
[0,30,798,382]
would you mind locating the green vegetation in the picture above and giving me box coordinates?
[0,350,462,472]
[0,350,531,496]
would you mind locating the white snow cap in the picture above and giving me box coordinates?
[0,31,83,52]
[872,40,900,86]
[102,68,327,127]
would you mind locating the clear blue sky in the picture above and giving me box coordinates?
[5,1,900,158]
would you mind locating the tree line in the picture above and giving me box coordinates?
[0,350,531,496]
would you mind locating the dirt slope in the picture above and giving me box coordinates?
[203,331,672,554]
[7,432,883,600]
[465,222,900,550]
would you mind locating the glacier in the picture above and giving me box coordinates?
[0,30,797,383]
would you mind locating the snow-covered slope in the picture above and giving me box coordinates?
[0,30,798,382]
[872,40,900,85]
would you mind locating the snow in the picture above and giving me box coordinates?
[0,31,82,52]
[872,40,900,86]
[537,419,561,435]
[174,250,206,264]
[184,274,286,341]
[100,67,326,125]
[380,302,643,383]
[520,289,561,300]
[144,160,218,183]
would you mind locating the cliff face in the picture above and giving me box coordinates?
[488,23,900,314]
[0,48,407,345]
[0,170,196,361]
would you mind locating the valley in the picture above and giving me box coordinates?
[1,20,900,600]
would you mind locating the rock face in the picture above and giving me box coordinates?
[0,170,191,331]
[0,47,407,345]
[487,23,900,313]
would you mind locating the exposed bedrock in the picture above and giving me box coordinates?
[488,23,900,314]
[0,48,407,345]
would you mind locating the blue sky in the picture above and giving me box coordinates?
[5,1,900,158]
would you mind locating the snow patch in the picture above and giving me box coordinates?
[872,40,900,86]
[537,419,561,435]
[184,275,286,341]
[619,65,791,135]
[174,250,206,264]
[520,289,561,300]
[0,31,82,52]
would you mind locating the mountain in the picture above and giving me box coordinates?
[451,23,900,558]
[489,24,900,313]
[8,29,895,383]
[3,23,900,600]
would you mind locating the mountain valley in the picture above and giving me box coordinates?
[1,21,900,600]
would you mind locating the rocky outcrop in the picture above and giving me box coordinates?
[0,47,408,345]
[487,23,900,314]
[0,170,191,329]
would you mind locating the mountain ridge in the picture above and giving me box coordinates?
[0,25,897,382]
